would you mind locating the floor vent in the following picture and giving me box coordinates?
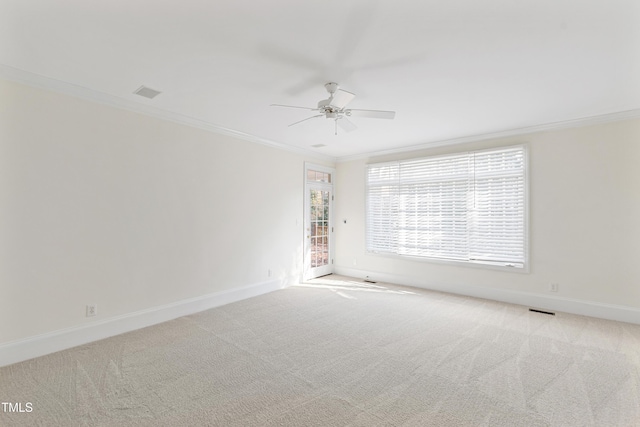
[529,308,556,316]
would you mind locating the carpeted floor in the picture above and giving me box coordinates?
[1,275,640,426]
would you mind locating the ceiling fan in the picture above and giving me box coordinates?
[271,82,395,135]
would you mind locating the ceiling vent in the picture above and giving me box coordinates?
[133,85,162,99]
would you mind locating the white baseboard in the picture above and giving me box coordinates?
[334,267,640,325]
[0,279,283,367]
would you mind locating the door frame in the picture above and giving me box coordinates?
[303,162,335,280]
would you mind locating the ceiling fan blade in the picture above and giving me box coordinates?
[259,45,325,71]
[285,76,328,96]
[288,114,324,127]
[337,117,357,133]
[330,89,356,109]
[333,1,377,64]
[271,104,318,111]
[358,54,427,71]
[347,109,395,119]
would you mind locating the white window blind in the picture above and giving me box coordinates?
[366,145,526,268]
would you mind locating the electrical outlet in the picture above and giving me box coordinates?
[86,304,97,317]
[353,258,357,266]
[268,269,272,277]
[549,283,559,292]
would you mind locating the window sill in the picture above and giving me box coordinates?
[366,250,530,274]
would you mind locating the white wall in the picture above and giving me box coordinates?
[3,75,639,350]
[0,78,327,344]
[335,119,640,313]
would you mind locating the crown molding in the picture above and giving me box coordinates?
[336,108,640,163]
[0,64,337,164]
[3,63,638,165]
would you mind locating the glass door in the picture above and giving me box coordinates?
[304,165,334,279]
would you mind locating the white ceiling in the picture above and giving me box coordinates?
[2,0,639,159]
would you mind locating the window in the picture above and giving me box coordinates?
[307,170,331,183]
[366,145,527,269]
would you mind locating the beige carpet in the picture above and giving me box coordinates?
[1,275,640,426]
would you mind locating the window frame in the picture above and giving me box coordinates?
[365,144,529,273]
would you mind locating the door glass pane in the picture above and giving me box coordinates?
[310,189,330,269]
[307,170,332,184]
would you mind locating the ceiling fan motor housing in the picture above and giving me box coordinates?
[317,99,341,117]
